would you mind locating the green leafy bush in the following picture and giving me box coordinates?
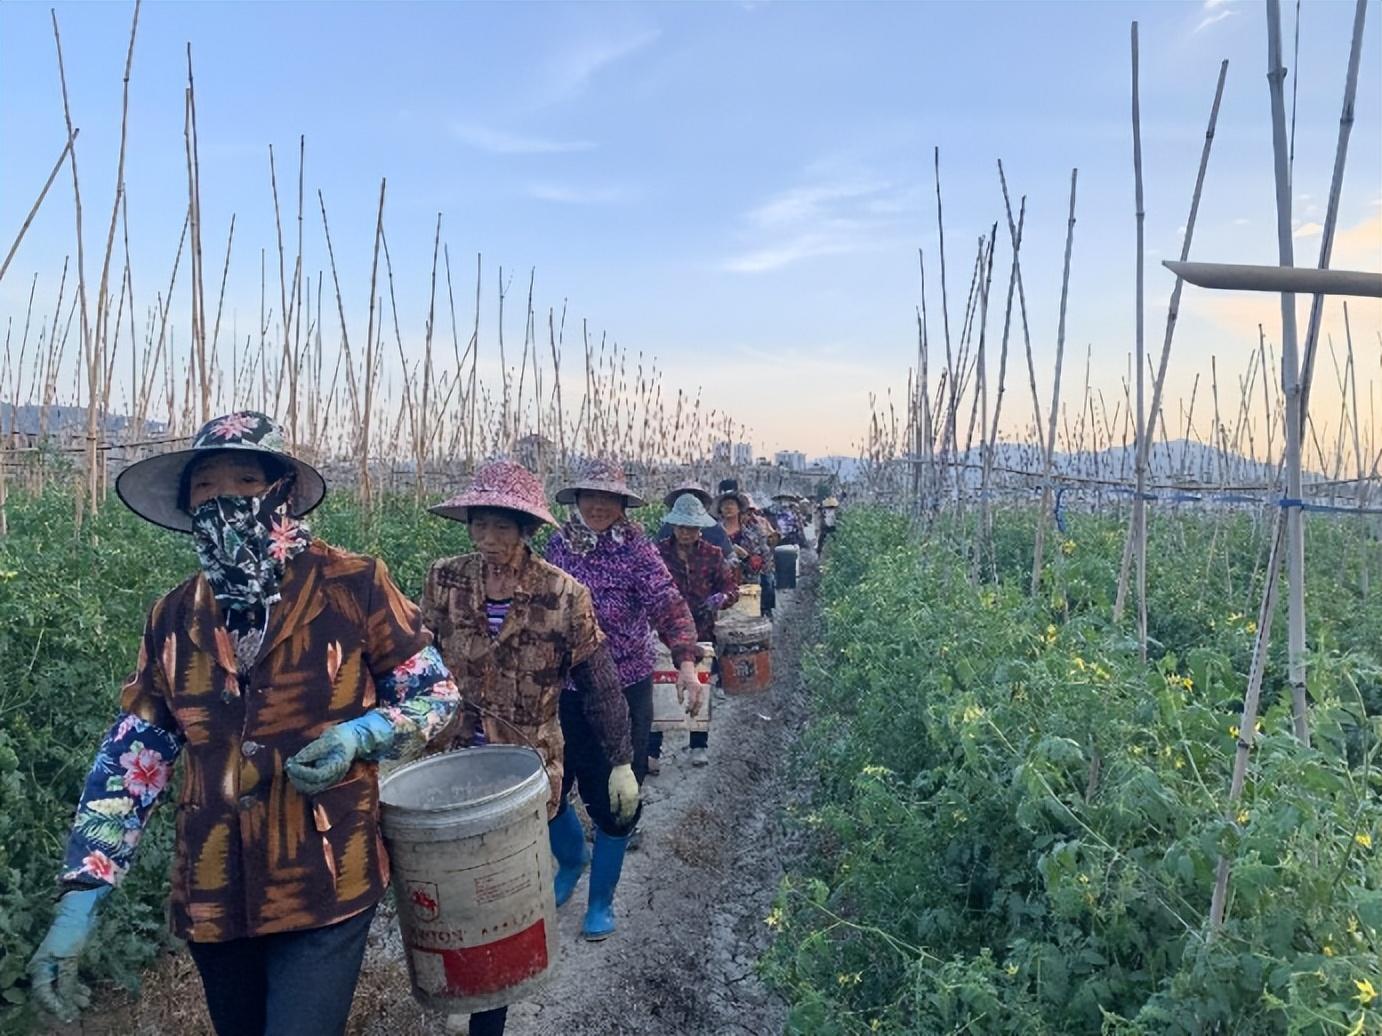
[765,506,1382,1034]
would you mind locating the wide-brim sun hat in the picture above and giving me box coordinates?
[115,410,326,533]
[714,490,750,516]
[662,481,713,509]
[664,493,718,529]
[823,496,840,507]
[430,459,556,527]
[555,458,645,508]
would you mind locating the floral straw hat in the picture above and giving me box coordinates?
[429,459,556,527]
[115,410,326,533]
[555,458,646,508]
[662,480,714,509]
[664,493,718,529]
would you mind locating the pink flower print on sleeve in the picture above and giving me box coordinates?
[82,850,122,884]
[119,744,171,804]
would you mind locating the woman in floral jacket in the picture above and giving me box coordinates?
[648,494,739,769]
[27,412,460,1035]
[420,461,638,1025]
[545,459,699,940]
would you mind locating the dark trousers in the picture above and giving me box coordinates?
[187,904,376,1036]
[760,573,776,616]
[649,729,709,755]
[469,1007,508,1035]
[558,676,651,835]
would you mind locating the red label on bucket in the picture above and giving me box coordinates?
[412,918,549,997]
[651,669,711,684]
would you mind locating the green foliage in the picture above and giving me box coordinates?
[764,506,1382,1035]
[0,486,474,1031]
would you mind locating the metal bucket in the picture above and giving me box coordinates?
[379,746,557,1014]
[774,545,799,590]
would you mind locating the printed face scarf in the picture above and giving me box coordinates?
[190,475,312,638]
[561,508,634,556]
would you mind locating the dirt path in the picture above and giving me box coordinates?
[77,558,815,1036]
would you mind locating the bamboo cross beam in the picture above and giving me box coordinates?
[1163,260,1382,298]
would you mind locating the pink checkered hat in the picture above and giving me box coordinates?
[554,457,646,508]
[429,460,556,526]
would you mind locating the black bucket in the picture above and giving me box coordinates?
[774,545,799,589]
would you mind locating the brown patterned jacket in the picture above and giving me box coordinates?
[421,550,632,816]
[119,541,433,942]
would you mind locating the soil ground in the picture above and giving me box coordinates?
[62,556,816,1036]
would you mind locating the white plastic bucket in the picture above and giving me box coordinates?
[651,641,714,733]
[378,746,557,1014]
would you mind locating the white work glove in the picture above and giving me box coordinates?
[676,660,704,718]
[608,763,639,824]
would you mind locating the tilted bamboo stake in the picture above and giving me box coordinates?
[1115,57,1230,621]
[1031,169,1078,595]
[1209,0,1366,933]
[50,10,98,515]
[0,132,78,289]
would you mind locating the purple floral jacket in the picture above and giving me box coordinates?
[545,517,698,686]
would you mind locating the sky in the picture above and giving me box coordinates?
[2,0,1380,462]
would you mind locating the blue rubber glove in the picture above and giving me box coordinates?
[284,712,396,796]
[27,885,112,1023]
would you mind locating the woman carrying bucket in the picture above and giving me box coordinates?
[545,459,700,938]
[420,459,637,1034]
[648,493,739,769]
[26,411,461,1035]
[716,489,772,590]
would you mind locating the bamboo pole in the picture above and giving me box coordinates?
[1209,0,1367,933]
[1115,58,1230,621]
[1031,169,1078,595]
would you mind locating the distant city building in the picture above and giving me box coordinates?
[732,442,754,466]
[713,441,732,463]
[774,450,807,471]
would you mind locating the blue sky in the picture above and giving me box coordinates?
[2,0,1379,459]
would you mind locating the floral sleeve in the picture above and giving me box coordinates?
[372,644,461,760]
[61,713,183,889]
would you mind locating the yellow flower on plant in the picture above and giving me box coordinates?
[1073,656,1087,671]
[1060,540,1076,556]
[764,907,786,930]
[1345,1013,1366,1036]
[1324,944,1336,957]
[1005,963,1019,977]
[962,705,986,724]
[1355,979,1377,1006]
[1229,725,1240,739]
[1236,810,1250,825]
[1355,832,1373,850]
[1245,621,1257,635]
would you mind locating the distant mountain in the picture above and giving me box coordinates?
[1,403,166,438]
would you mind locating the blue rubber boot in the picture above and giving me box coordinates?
[549,806,589,908]
[581,828,630,941]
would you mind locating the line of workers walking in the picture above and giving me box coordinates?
[26,410,839,1036]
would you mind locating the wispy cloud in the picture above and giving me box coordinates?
[535,29,661,104]
[723,233,865,274]
[724,174,913,274]
[527,182,628,205]
[1194,9,1235,33]
[1233,217,1251,226]
[1292,221,1323,239]
[450,124,596,155]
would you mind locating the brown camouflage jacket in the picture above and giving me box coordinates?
[421,550,631,816]
[119,541,434,942]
